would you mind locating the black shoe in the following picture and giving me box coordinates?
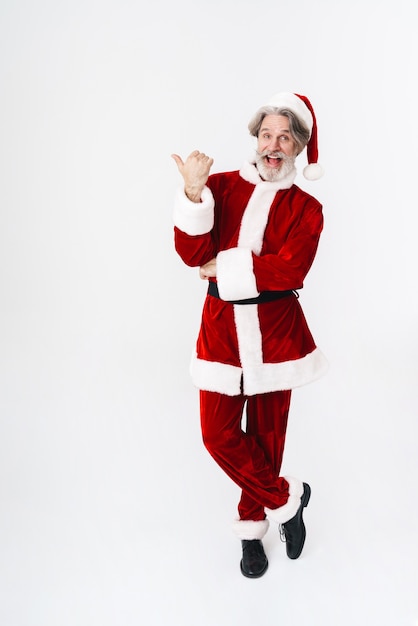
[240,539,268,578]
[280,482,311,560]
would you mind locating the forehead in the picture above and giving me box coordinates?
[260,114,291,132]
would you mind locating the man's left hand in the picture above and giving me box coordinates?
[199,258,217,279]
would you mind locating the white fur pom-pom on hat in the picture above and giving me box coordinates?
[303,162,324,181]
[265,92,324,180]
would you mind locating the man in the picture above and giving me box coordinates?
[171,92,327,578]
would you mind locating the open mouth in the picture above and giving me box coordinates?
[265,154,283,167]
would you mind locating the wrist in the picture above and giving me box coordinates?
[185,186,204,203]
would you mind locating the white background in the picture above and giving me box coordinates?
[1,0,417,624]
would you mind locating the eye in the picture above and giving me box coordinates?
[280,135,289,142]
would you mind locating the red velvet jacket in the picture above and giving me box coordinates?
[173,161,328,396]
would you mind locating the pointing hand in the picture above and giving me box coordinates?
[171,150,214,202]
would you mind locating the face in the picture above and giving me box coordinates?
[255,114,297,181]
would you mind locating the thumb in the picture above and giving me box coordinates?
[171,153,184,169]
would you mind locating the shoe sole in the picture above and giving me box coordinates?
[287,482,311,560]
[301,482,311,509]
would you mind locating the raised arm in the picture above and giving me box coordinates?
[172,150,217,268]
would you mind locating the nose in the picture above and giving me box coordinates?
[268,136,282,152]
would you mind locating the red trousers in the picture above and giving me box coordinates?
[200,389,292,521]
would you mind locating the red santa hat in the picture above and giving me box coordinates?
[265,92,324,180]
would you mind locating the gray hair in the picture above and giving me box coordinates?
[248,106,310,155]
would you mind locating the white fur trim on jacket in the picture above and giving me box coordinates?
[240,347,329,397]
[265,476,304,524]
[190,347,328,396]
[237,185,280,254]
[233,302,328,395]
[216,248,259,301]
[215,165,297,301]
[232,518,270,540]
[190,354,242,396]
[173,185,214,235]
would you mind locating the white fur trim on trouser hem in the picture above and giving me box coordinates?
[232,518,270,540]
[265,476,304,524]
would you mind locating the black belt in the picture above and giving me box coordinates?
[207,281,297,304]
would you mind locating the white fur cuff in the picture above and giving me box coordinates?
[265,476,304,524]
[232,518,270,540]
[173,185,214,235]
[216,247,259,301]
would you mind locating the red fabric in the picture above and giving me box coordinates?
[195,291,316,367]
[175,171,323,291]
[295,93,319,166]
[200,389,291,520]
[175,167,323,518]
[174,172,322,371]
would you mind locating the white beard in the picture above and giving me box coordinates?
[254,150,296,182]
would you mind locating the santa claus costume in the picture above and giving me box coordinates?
[173,92,327,575]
